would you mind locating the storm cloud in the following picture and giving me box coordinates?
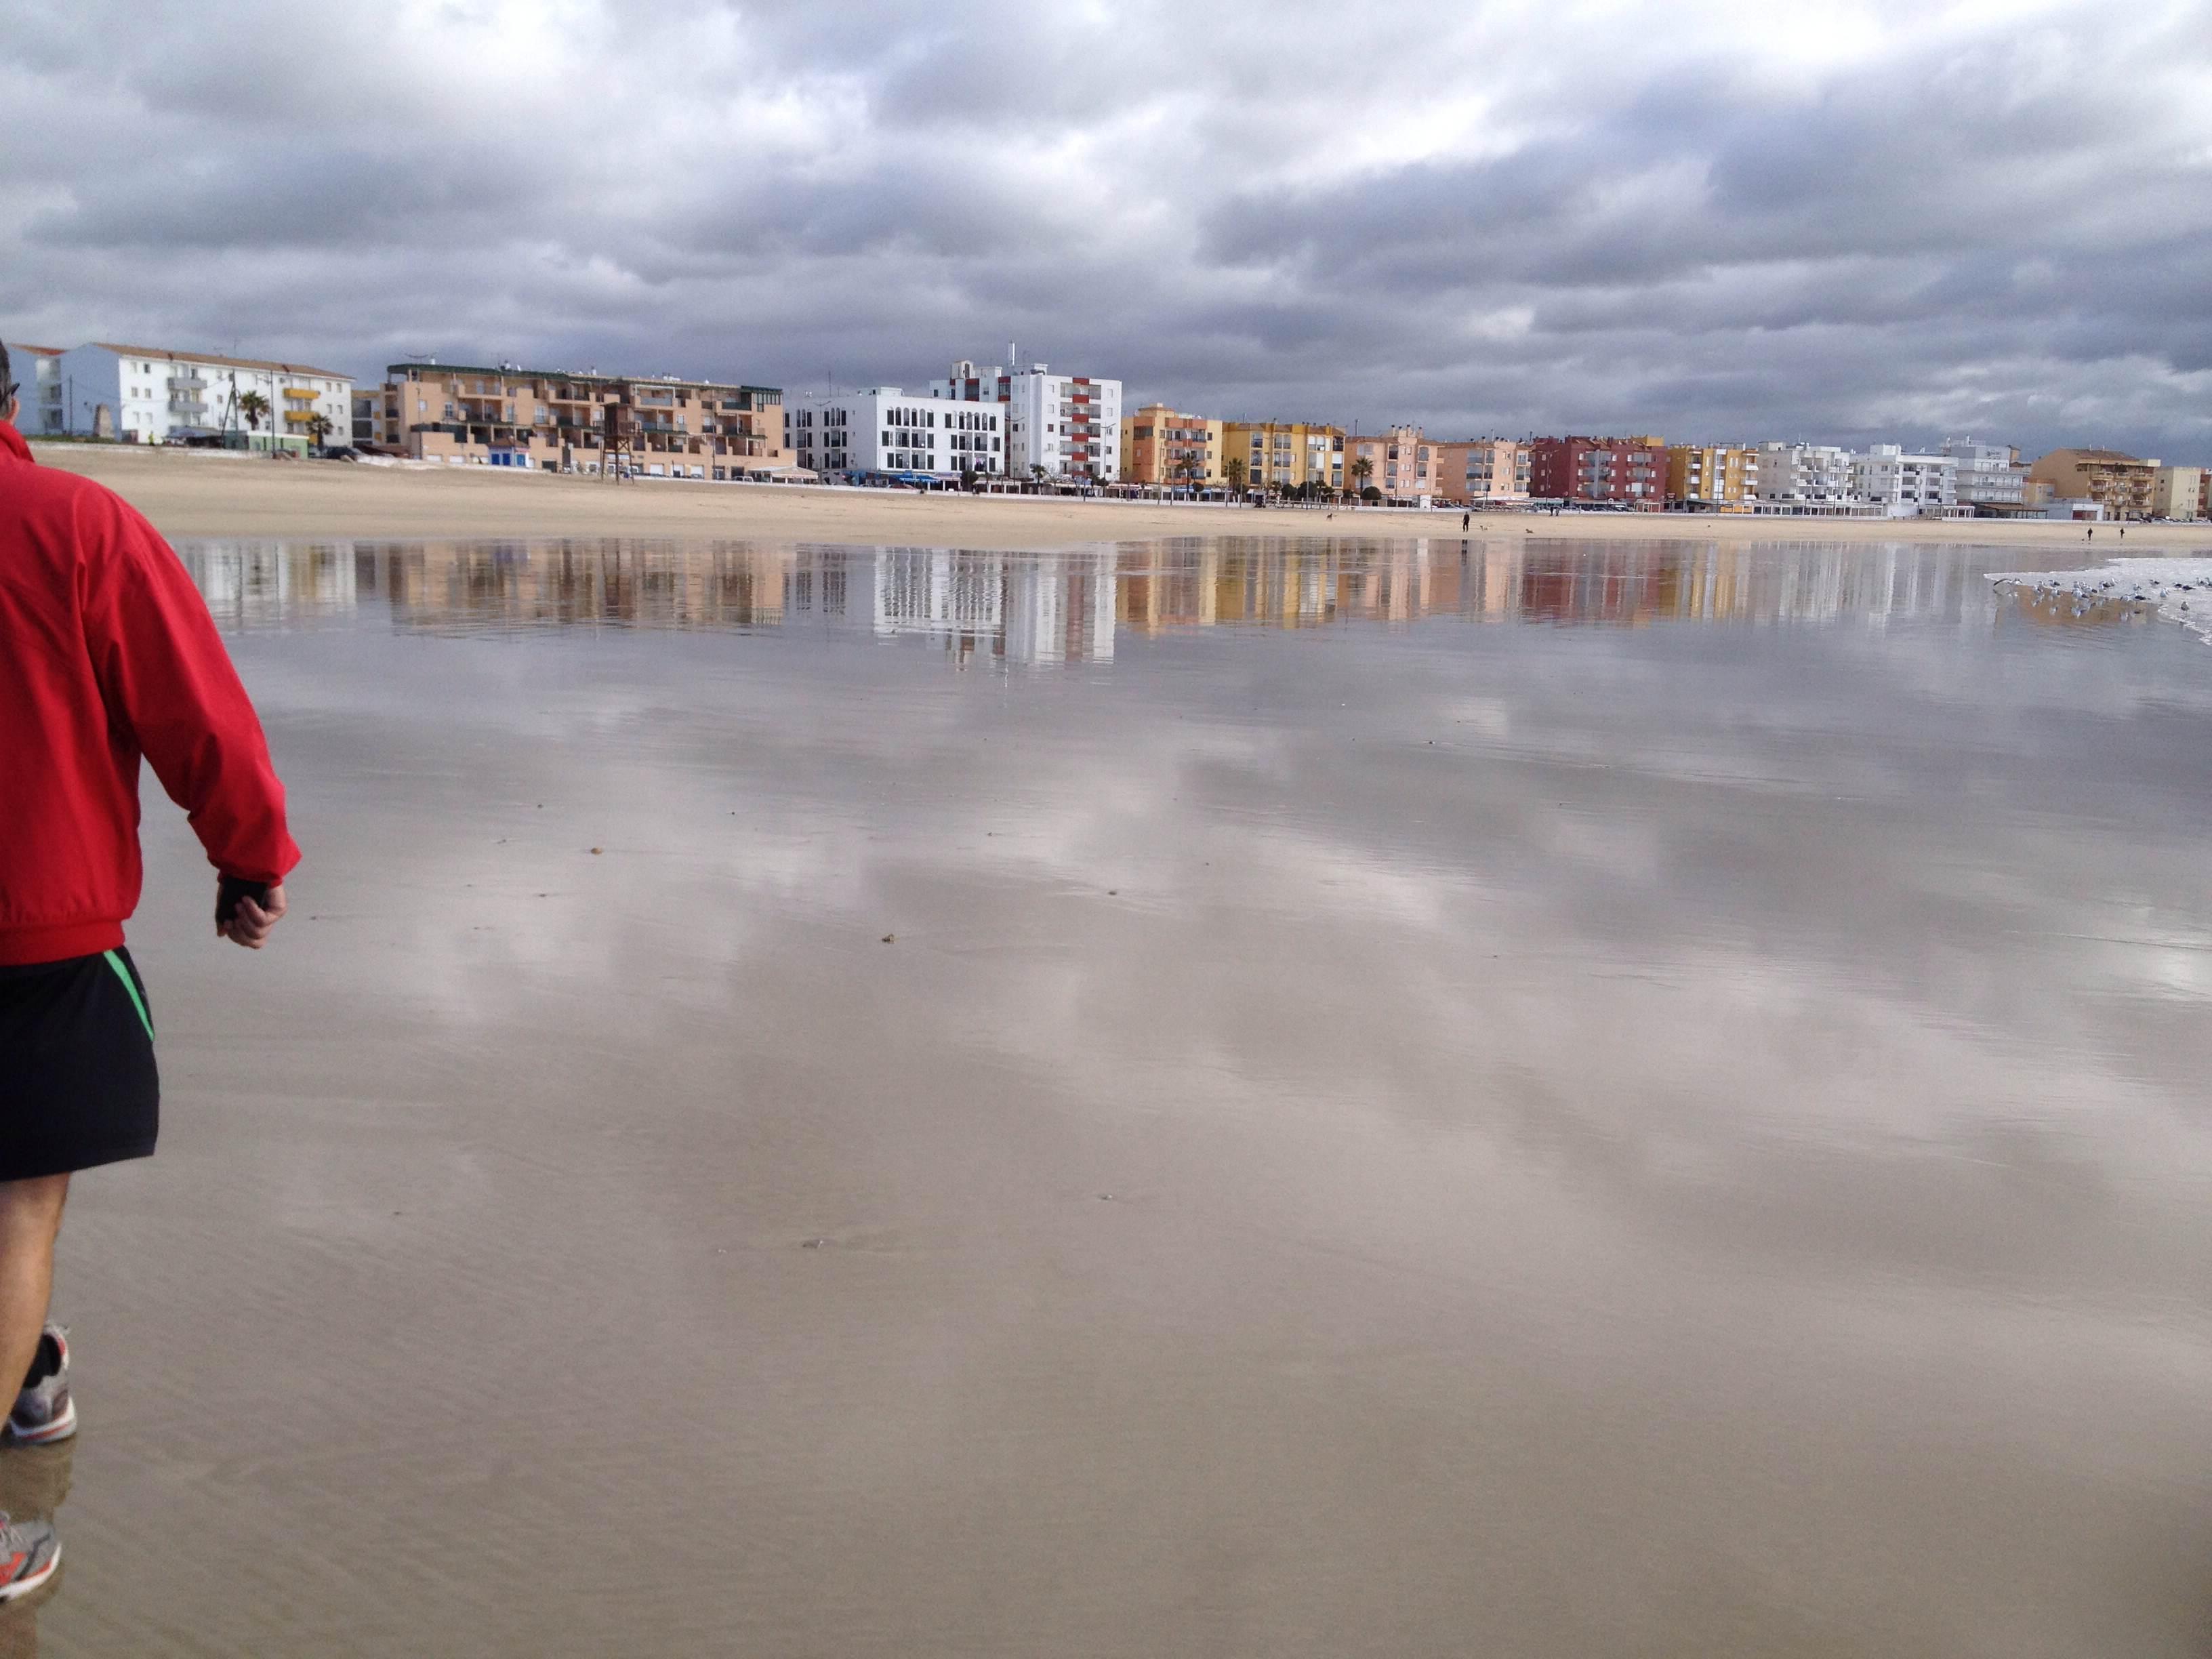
[3,0,2207,457]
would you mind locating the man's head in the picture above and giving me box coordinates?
[1,342,15,428]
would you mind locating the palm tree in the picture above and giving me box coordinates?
[1350,456,1373,496]
[304,412,333,449]
[1225,456,1247,496]
[237,390,270,434]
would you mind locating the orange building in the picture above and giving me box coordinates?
[1120,404,1224,487]
[1430,438,1531,505]
[372,361,792,478]
[1343,426,1437,502]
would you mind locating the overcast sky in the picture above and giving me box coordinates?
[3,0,2208,457]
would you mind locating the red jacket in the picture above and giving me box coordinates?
[0,422,299,964]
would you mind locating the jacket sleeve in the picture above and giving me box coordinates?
[79,492,302,885]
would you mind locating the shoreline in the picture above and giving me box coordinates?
[36,442,2212,552]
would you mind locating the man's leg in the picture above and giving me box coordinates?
[0,1178,68,1397]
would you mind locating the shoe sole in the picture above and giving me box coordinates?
[5,1395,75,1446]
[0,1538,58,1603]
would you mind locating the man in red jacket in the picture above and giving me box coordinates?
[0,343,299,1600]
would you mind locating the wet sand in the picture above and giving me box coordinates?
[28,538,2212,1656]
[34,440,2212,554]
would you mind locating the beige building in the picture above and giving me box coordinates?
[1431,439,1531,505]
[1664,445,1760,511]
[1344,425,1430,501]
[1223,421,1345,493]
[1121,405,1225,487]
[2025,448,2157,520]
[371,361,791,477]
[2150,465,2204,521]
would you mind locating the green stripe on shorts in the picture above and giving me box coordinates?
[102,950,154,1042]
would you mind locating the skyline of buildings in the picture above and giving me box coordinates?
[6,330,2207,522]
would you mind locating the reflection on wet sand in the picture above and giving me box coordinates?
[0,1440,72,1654]
[181,535,2018,661]
[84,530,2212,1656]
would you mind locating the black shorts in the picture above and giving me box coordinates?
[0,949,160,1181]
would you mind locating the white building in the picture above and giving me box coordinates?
[45,343,352,451]
[1853,445,1962,518]
[929,359,1122,482]
[1753,443,1880,516]
[2,342,64,434]
[1942,436,2028,513]
[788,387,1004,481]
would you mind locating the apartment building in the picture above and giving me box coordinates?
[372,361,790,476]
[1941,437,2028,514]
[1664,445,1759,511]
[1430,439,1531,505]
[2149,464,2203,521]
[789,388,1004,480]
[1343,426,1433,501]
[2026,449,2157,520]
[929,360,1122,480]
[1854,445,1963,518]
[1528,436,1667,509]
[1750,443,1880,515]
[1120,404,1224,487]
[1225,421,1347,493]
[41,342,351,450]
[2,343,63,435]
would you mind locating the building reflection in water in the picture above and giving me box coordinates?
[180,535,2009,663]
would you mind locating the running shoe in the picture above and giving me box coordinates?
[0,1513,58,1603]
[7,1328,73,1447]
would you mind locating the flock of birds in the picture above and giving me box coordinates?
[1992,560,2212,634]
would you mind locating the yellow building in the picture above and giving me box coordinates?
[1222,421,1346,493]
[1664,445,1760,511]
[1121,405,1225,487]
[2150,465,2204,522]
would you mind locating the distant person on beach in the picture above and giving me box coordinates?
[0,344,298,1600]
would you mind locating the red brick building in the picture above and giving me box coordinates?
[1528,435,1668,510]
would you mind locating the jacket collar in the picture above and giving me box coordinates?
[0,422,30,464]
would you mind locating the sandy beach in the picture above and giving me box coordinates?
[18,531,2212,1657]
[35,441,2212,552]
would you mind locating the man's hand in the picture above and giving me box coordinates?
[216,881,287,949]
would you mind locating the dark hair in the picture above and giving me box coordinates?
[0,340,12,407]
